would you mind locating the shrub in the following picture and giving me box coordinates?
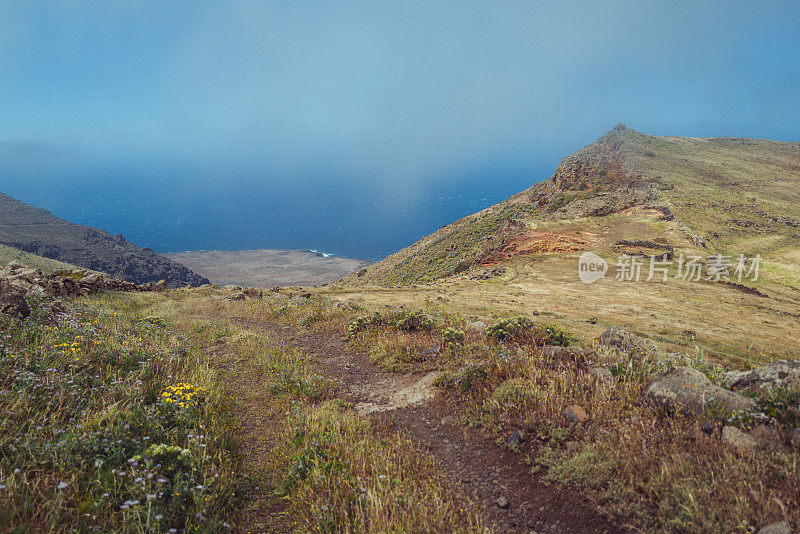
[456,363,489,393]
[486,317,572,346]
[345,310,433,340]
[486,316,534,341]
[442,327,465,350]
[389,310,434,332]
[345,312,384,339]
[532,323,572,347]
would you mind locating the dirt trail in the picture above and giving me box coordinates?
[205,339,293,533]
[229,318,623,534]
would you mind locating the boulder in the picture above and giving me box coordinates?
[721,425,758,452]
[8,278,43,295]
[423,346,440,356]
[0,286,30,319]
[507,430,525,450]
[0,260,26,276]
[561,405,588,423]
[79,273,105,288]
[589,366,615,385]
[6,267,42,281]
[757,522,791,534]
[644,366,755,418]
[153,280,167,292]
[722,360,800,394]
[598,326,660,358]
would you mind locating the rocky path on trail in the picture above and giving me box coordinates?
[229,318,623,534]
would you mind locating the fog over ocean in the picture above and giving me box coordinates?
[0,156,550,261]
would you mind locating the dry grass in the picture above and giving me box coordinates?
[164,290,484,533]
[0,291,242,532]
[435,341,800,532]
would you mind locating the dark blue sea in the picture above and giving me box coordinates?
[0,156,551,261]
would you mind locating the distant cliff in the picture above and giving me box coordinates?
[0,192,210,287]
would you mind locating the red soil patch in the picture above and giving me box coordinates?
[483,230,588,262]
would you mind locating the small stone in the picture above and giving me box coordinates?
[440,415,454,425]
[757,521,791,534]
[561,405,588,423]
[496,496,509,509]
[721,425,758,452]
[700,422,716,434]
[507,430,525,450]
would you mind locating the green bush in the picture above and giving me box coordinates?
[389,310,434,332]
[345,312,385,339]
[456,363,489,393]
[486,317,572,346]
[486,316,534,341]
[442,327,465,350]
[532,323,572,347]
[345,310,434,340]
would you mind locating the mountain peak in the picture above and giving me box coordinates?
[349,128,800,286]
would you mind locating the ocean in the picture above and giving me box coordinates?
[0,159,550,261]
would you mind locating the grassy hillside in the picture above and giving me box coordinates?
[0,192,209,287]
[0,243,88,274]
[4,285,794,532]
[349,125,800,288]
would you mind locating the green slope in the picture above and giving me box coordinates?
[0,243,87,274]
[349,125,800,286]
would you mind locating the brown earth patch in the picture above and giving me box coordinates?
[483,231,588,263]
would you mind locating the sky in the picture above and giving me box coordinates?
[1,1,800,258]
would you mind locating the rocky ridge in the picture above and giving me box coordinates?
[0,192,210,287]
[0,260,166,319]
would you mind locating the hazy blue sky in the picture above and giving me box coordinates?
[1,1,799,258]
